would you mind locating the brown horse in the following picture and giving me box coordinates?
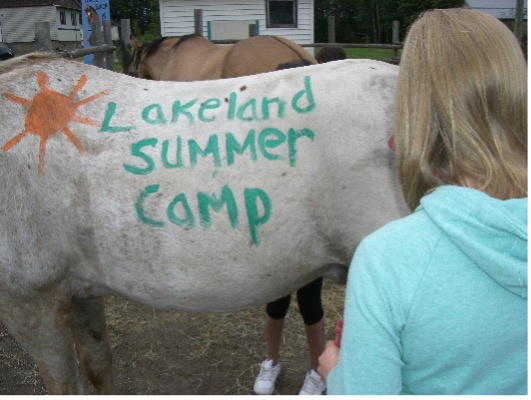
[136,34,317,81]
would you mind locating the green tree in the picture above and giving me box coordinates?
[110,0,160,38]
[315,0,464,43]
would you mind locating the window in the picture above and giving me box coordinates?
[59,11,66,25]
[79,14,82,25]
[266,0,297,28]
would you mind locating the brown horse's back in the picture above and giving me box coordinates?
[160,36,230,81]
[138,34,316,81]
[221,35,316,78]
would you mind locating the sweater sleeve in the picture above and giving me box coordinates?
[326,221,426,394]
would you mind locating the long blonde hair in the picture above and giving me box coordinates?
[394,8,527,210]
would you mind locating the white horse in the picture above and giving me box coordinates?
[0,54,408,394]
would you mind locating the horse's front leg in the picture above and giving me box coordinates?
[0,291,83,394]
[68,297,116,394]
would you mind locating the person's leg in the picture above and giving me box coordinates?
[254,295,291,395]
[265,314,285,363]
[297,278,327,395]
[304,317,325,370]
[264,294,291,363]
[297,277,325,368]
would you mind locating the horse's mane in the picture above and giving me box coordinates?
[0,52,60,75]
[136,34,207,70]
[171,34,203,51]
[139,36,169,60]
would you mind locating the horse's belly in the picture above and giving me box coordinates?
[78,181,329,312]
[91,231,328,312]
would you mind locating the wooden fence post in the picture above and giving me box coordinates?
[514,0,524,42]
[328,16,336,43]
[392,20,400,63]
[103,20,114,71]
[194,9,203,36]
[91,20,104,67]
[119,19,134,75]
[120,19,132,44]
[35,22,52,52]
[32,21,116,63]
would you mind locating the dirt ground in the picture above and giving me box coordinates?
[0,281,345,395]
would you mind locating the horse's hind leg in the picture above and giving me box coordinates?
[68,297,116,394]
[0,292,83,394]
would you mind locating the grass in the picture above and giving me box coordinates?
[345,47,401,61]
[314,47,401,62]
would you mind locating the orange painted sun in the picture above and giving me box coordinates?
[2,70,109,175]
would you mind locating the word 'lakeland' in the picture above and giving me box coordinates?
[101,76,316,131]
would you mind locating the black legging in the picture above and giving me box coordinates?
[265,277,323,326]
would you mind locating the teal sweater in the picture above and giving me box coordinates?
[327,186,527,395]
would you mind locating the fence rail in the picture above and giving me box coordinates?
[209,40,401,49]
[204,10,403,63]
[34,20,116,70]
[58,45,116,60]
[33,16,402,72]
[301,43,401,49]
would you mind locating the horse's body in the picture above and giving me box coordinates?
[137,34,317,81]
[0,54,408,394]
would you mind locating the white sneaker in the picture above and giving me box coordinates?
[299,369,326,395]
[254,359,281,395]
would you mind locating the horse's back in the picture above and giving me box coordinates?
[140,34,316,81]
[163,37,229,81]
[222,35,316,78]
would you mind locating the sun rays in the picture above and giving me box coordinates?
[2,71,109,174]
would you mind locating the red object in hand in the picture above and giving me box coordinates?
[387,135,396,151]
[334,320,344,347]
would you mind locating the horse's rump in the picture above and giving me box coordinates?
[221,35,316,78]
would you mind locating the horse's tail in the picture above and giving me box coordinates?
[269,36,317,65]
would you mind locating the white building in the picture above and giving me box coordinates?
[0,0,82,46]
[159,0,314,45]
[464,0,527,20]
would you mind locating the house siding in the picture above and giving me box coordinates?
[159,0,314,45]
[0,5,81,43]
[56,7,82,41]
[0,6,56,42]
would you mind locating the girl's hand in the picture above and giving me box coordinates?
[317,340,340,380]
